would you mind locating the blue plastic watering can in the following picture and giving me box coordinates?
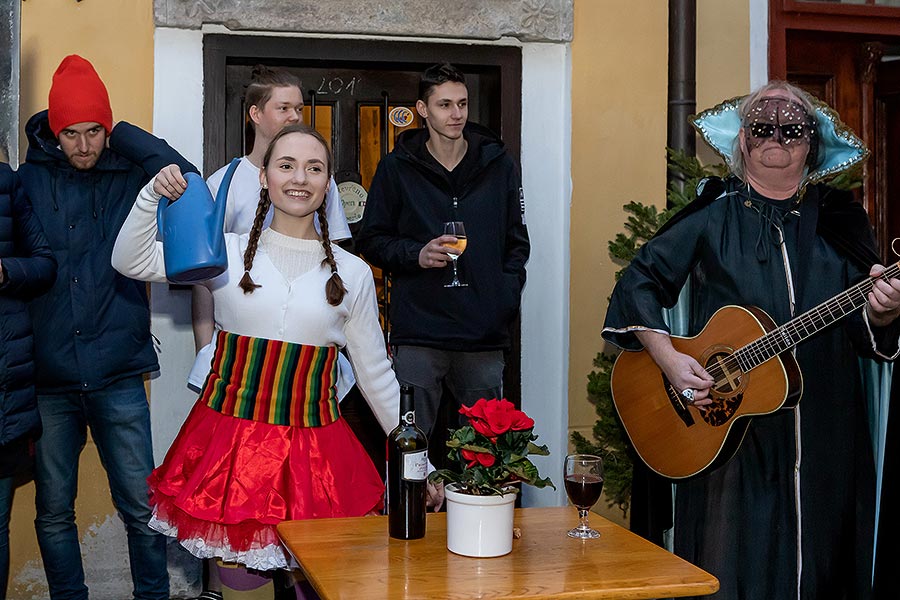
[156,158,240,284]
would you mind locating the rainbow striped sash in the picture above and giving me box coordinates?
[199,332,340,427]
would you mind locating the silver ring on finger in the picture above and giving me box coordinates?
[681,388,695,404]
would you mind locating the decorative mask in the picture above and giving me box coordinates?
[691,90,868,193]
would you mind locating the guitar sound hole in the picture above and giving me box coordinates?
[699,351,745,427]
[705,351,743,395]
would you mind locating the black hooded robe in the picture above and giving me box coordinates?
[603,177,898,600]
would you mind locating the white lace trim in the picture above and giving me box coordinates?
[149,514,289,571]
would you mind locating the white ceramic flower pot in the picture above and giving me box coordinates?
[445,484,518,557]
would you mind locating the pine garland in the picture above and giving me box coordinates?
[572,149,726,517]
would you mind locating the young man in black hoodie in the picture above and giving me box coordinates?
[357,63,529,438]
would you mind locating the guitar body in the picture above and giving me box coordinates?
[610,305,803,479]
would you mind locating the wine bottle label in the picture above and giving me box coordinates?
[401,410,415,426]
[402,449,428,481]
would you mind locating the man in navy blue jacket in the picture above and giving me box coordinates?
[0,162,56,597]
[356,63,530,438]
[17,55,197,600]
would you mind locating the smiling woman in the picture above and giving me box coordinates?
[262,128,330,230]
[109,122,439,583]
[239,124,345,303]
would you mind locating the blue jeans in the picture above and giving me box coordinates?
[391,346,505,438]
[33,376,168,600]
[0,475,12,596]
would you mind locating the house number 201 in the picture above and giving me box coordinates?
[316,76,359,95]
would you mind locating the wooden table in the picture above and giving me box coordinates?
[277,506,718,600]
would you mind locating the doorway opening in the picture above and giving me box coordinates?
[785,29,900,262]
[771,0,900,260]
[203,35,523,473]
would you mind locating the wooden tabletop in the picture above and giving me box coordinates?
[277,506,718,600]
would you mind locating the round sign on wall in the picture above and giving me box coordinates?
[389,106,415,128]
[338,181,368,224]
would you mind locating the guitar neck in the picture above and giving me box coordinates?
[736,261,900,371]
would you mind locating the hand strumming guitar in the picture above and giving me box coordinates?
[634,329,715,406]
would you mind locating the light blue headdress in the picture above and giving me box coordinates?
[691,95,869,192]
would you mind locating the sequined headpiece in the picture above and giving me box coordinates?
[691,90,868,192]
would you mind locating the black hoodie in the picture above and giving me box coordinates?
[356,123,529,351]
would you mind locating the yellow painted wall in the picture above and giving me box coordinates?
[568,0,751,525]
[18,0,154,150]
[9,1,155,597]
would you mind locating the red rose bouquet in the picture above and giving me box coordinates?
[428,398,555,496]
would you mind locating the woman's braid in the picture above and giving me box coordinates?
[237,189,271,293]
[317,202,347,306]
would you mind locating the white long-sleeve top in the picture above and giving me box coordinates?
[112,179,399,435]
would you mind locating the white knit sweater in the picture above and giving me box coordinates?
[112,179,399,434]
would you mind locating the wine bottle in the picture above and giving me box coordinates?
[387,384,428,539]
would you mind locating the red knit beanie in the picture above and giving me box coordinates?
[48,55,113,137]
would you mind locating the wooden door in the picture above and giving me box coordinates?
[874,57,900,255]
[786,30,900,262]
[204,36,523,474]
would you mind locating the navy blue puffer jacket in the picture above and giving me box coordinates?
[18,112,197,393]
[0,163,56,445]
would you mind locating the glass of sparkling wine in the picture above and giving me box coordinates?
[564,454,604,539]
[442,221,468,287]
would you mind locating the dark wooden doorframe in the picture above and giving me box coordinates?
[770,0,900,82]
[784,31,900,261]
[874,53,900,261]
[771,1,900,260]
[201,35,525,466]
[202,35,521,176]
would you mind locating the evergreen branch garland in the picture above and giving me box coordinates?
[572,148,724,517]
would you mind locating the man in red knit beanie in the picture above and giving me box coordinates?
[46,55,114,171]
[17,54,198,600]
[48,55,114,137]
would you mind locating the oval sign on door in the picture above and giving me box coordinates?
[338,181,368,224]
[389,106,415,128]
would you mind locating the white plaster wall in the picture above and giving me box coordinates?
[151,28,205,464]
[519,42,571,508]
[152,27,571,506]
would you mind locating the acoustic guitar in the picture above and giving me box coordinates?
[610,262,899,479]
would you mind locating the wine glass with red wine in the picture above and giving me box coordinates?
[564,454,604,539]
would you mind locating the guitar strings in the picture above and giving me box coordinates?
[701,262,900,388]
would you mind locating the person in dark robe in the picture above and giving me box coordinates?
[602,81,900,600]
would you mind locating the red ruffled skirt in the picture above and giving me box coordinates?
[148,333,384,570]
[149,401,385,570]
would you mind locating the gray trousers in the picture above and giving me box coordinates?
[391,345,505,439]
